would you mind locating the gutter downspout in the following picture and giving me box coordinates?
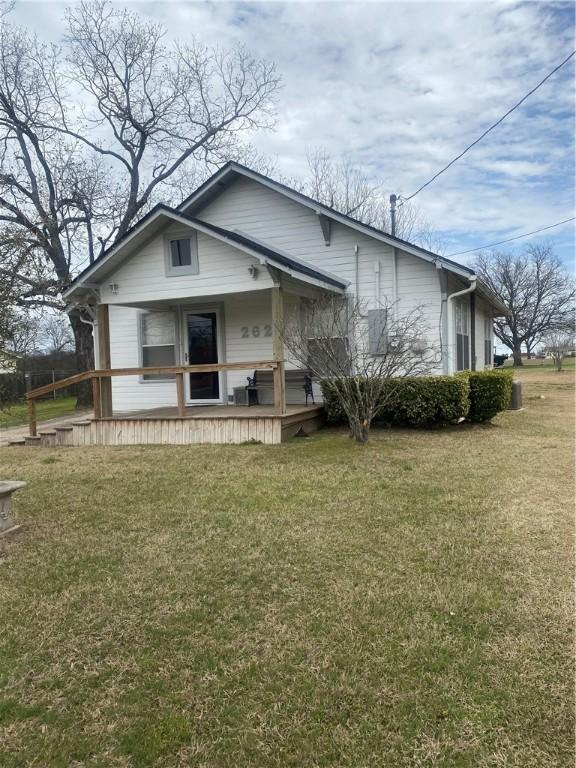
[447,275,477,374]
[436,264,449,374]
[470,291,476,371]
[354,244,360,301]
[391,247,398,312]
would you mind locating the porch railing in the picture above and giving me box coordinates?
[24,360,285,437]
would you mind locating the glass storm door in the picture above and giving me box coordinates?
[185,311,220,402]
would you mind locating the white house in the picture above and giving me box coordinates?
[56,162,506,446]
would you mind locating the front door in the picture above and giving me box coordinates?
[184,311,221,403]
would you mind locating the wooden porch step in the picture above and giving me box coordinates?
[39,430,58,447]
[54,425,75,446]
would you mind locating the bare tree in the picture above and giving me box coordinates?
[542,331,574,371]
[40,313,74,353]
[287,148,442,249]
[280,292,436,442]
[1,310,38,356]
[0,280,20,352]
[0,0,280,388]
[473,245,575,366]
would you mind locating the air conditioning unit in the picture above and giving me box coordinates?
[387,334,401,351]
[411,338,427,355]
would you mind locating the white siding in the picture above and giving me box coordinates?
[100,222,273,305]
[108,291,312,412]
[475,298,493,370]
[109,305,178,412]
[196,176,397,305]
[224,291,273,396]
[396,251,442,372]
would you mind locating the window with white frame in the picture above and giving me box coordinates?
[455,299,470,371]
[484,316,492,366]
[164,232,199,276]
[140,311,176,380]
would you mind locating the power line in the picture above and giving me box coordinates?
[446,217,576,256]
[401,49,576,202]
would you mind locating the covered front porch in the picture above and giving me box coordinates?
[25,280,331,445]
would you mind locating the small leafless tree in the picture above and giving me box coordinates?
[280,292,436,443]
[41,313,74,353]
[543,331,574,371]
[474,245,575,366]
[1,310,38,356]
[0,0,280,388]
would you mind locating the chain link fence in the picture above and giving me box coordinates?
[0,369,83,405]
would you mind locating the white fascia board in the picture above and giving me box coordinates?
[263,258,347,293]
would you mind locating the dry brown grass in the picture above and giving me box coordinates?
[0,367,573,767]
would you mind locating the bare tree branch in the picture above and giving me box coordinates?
[0,1,280,381]
[284,148,444,250]
[473,244,575,365]
[279,291,437,442]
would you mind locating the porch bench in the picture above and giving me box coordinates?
[234,369,315,406]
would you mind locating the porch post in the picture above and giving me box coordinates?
[95,304,113,417]
[271,283,286,415]
[176,372,186,417]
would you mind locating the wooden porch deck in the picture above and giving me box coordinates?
[91,404,324,445]
[115,404,319,420]
[21,404,325,447]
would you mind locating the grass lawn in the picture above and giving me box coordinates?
[0,396,78,428]
[502,357,576,370]
[0,368,573,767]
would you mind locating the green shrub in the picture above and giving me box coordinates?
[320,375,470,428]
[381,376,470,427]
[460,369,513,422]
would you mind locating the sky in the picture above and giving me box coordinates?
[11,0,576,271]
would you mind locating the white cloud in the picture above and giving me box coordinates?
[12,0,576,264]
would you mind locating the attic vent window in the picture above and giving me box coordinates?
[171,238,191,267]
[164,232,199,276]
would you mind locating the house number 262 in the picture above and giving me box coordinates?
[241,325,272,338]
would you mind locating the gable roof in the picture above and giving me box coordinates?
[63,204,348,300]
[179,161,476,279]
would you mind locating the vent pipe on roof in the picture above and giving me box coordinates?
[389,194,397,238]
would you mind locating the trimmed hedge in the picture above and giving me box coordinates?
[320,375,470,428]
[321,369,513,429]
[459,369,513,423]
